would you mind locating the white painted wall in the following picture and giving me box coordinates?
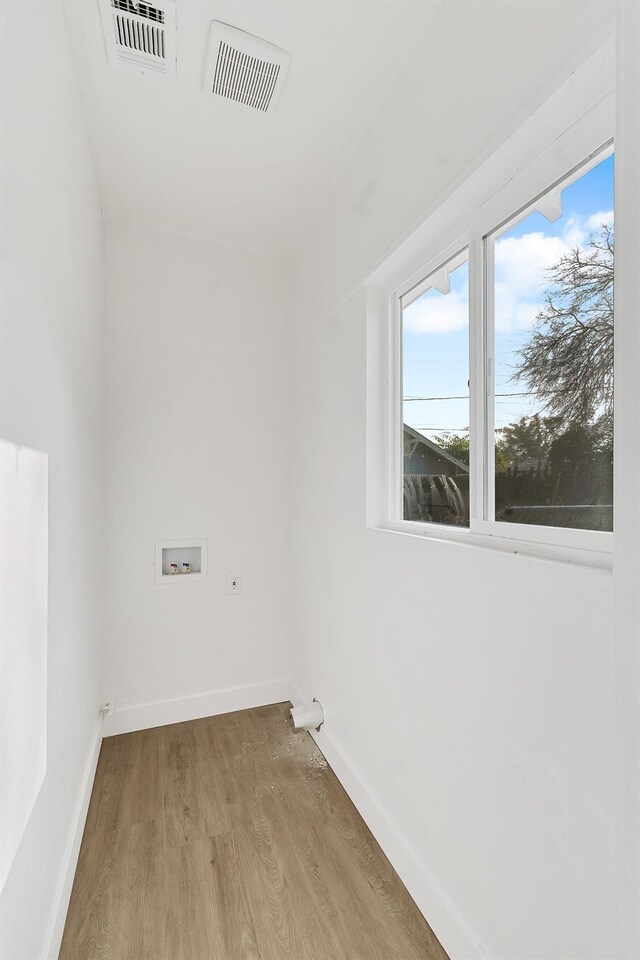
[290,4,620,958]
[0,442,48,893]
[0,2,631,958]
[613,2,640,954]
[0,3,105,957]
[103,221,291,728]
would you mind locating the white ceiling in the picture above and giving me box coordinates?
[66,0,440,254]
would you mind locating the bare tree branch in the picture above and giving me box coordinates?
[514,222,613,428]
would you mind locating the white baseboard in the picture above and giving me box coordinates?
[290,682,488,960]
[44,718,103,960]
[102,678,295,737]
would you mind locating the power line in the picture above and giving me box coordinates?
[413,426,470,432]
[403,391,533,401]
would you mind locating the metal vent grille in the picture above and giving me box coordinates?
[99,0,175,81]
[113,13,165,64]
[110,0,164,23]
[203,23,291,113]
[212,42,282,112]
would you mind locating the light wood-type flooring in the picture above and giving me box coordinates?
[59,702,448,960]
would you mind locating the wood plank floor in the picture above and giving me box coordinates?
[59,702,448,960]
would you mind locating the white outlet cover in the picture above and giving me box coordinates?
[226,571,242,594]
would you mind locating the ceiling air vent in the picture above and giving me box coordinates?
[98,0,176,82]
[203,22,291,113]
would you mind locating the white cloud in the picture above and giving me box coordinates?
[496,231,566,294]
[404,209,613,337]
[494,230,566,332]
[586,209,613,231]
[403,289,468,335]
[493,210,612,333]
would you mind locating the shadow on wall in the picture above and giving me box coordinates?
[0,439,48,893]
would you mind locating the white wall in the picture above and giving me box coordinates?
[0,442,48,893]
[103,220,291,729]
[290,3,619,958]
[0,2,105,957]
[613,2,640,954]
[0,2,629,958]
[291,295,616,959]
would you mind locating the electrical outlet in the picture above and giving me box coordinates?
[226,571,242,595]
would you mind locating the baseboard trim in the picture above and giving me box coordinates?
[44,718,103,960]
[290,682,488,960]
[102,678,295,737]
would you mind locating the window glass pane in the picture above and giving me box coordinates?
[491,153,614,532]
[401,251,470,525]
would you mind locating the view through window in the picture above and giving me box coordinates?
[402,250,470,526]
[489,153,614,532]
[398,150,614,539]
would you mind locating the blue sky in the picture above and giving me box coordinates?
[402,154,614,442]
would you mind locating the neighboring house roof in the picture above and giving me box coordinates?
[403,423,470,474]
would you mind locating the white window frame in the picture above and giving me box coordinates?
[390,240,471,531]
[476,144,614,554]
[371,64,614,568]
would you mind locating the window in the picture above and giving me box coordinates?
[402,249,469,526]
[391,144,614,555]
[487,154,614,534]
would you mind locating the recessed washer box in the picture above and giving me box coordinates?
[155,539,208,584]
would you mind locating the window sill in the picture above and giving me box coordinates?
[372,520,613,574]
